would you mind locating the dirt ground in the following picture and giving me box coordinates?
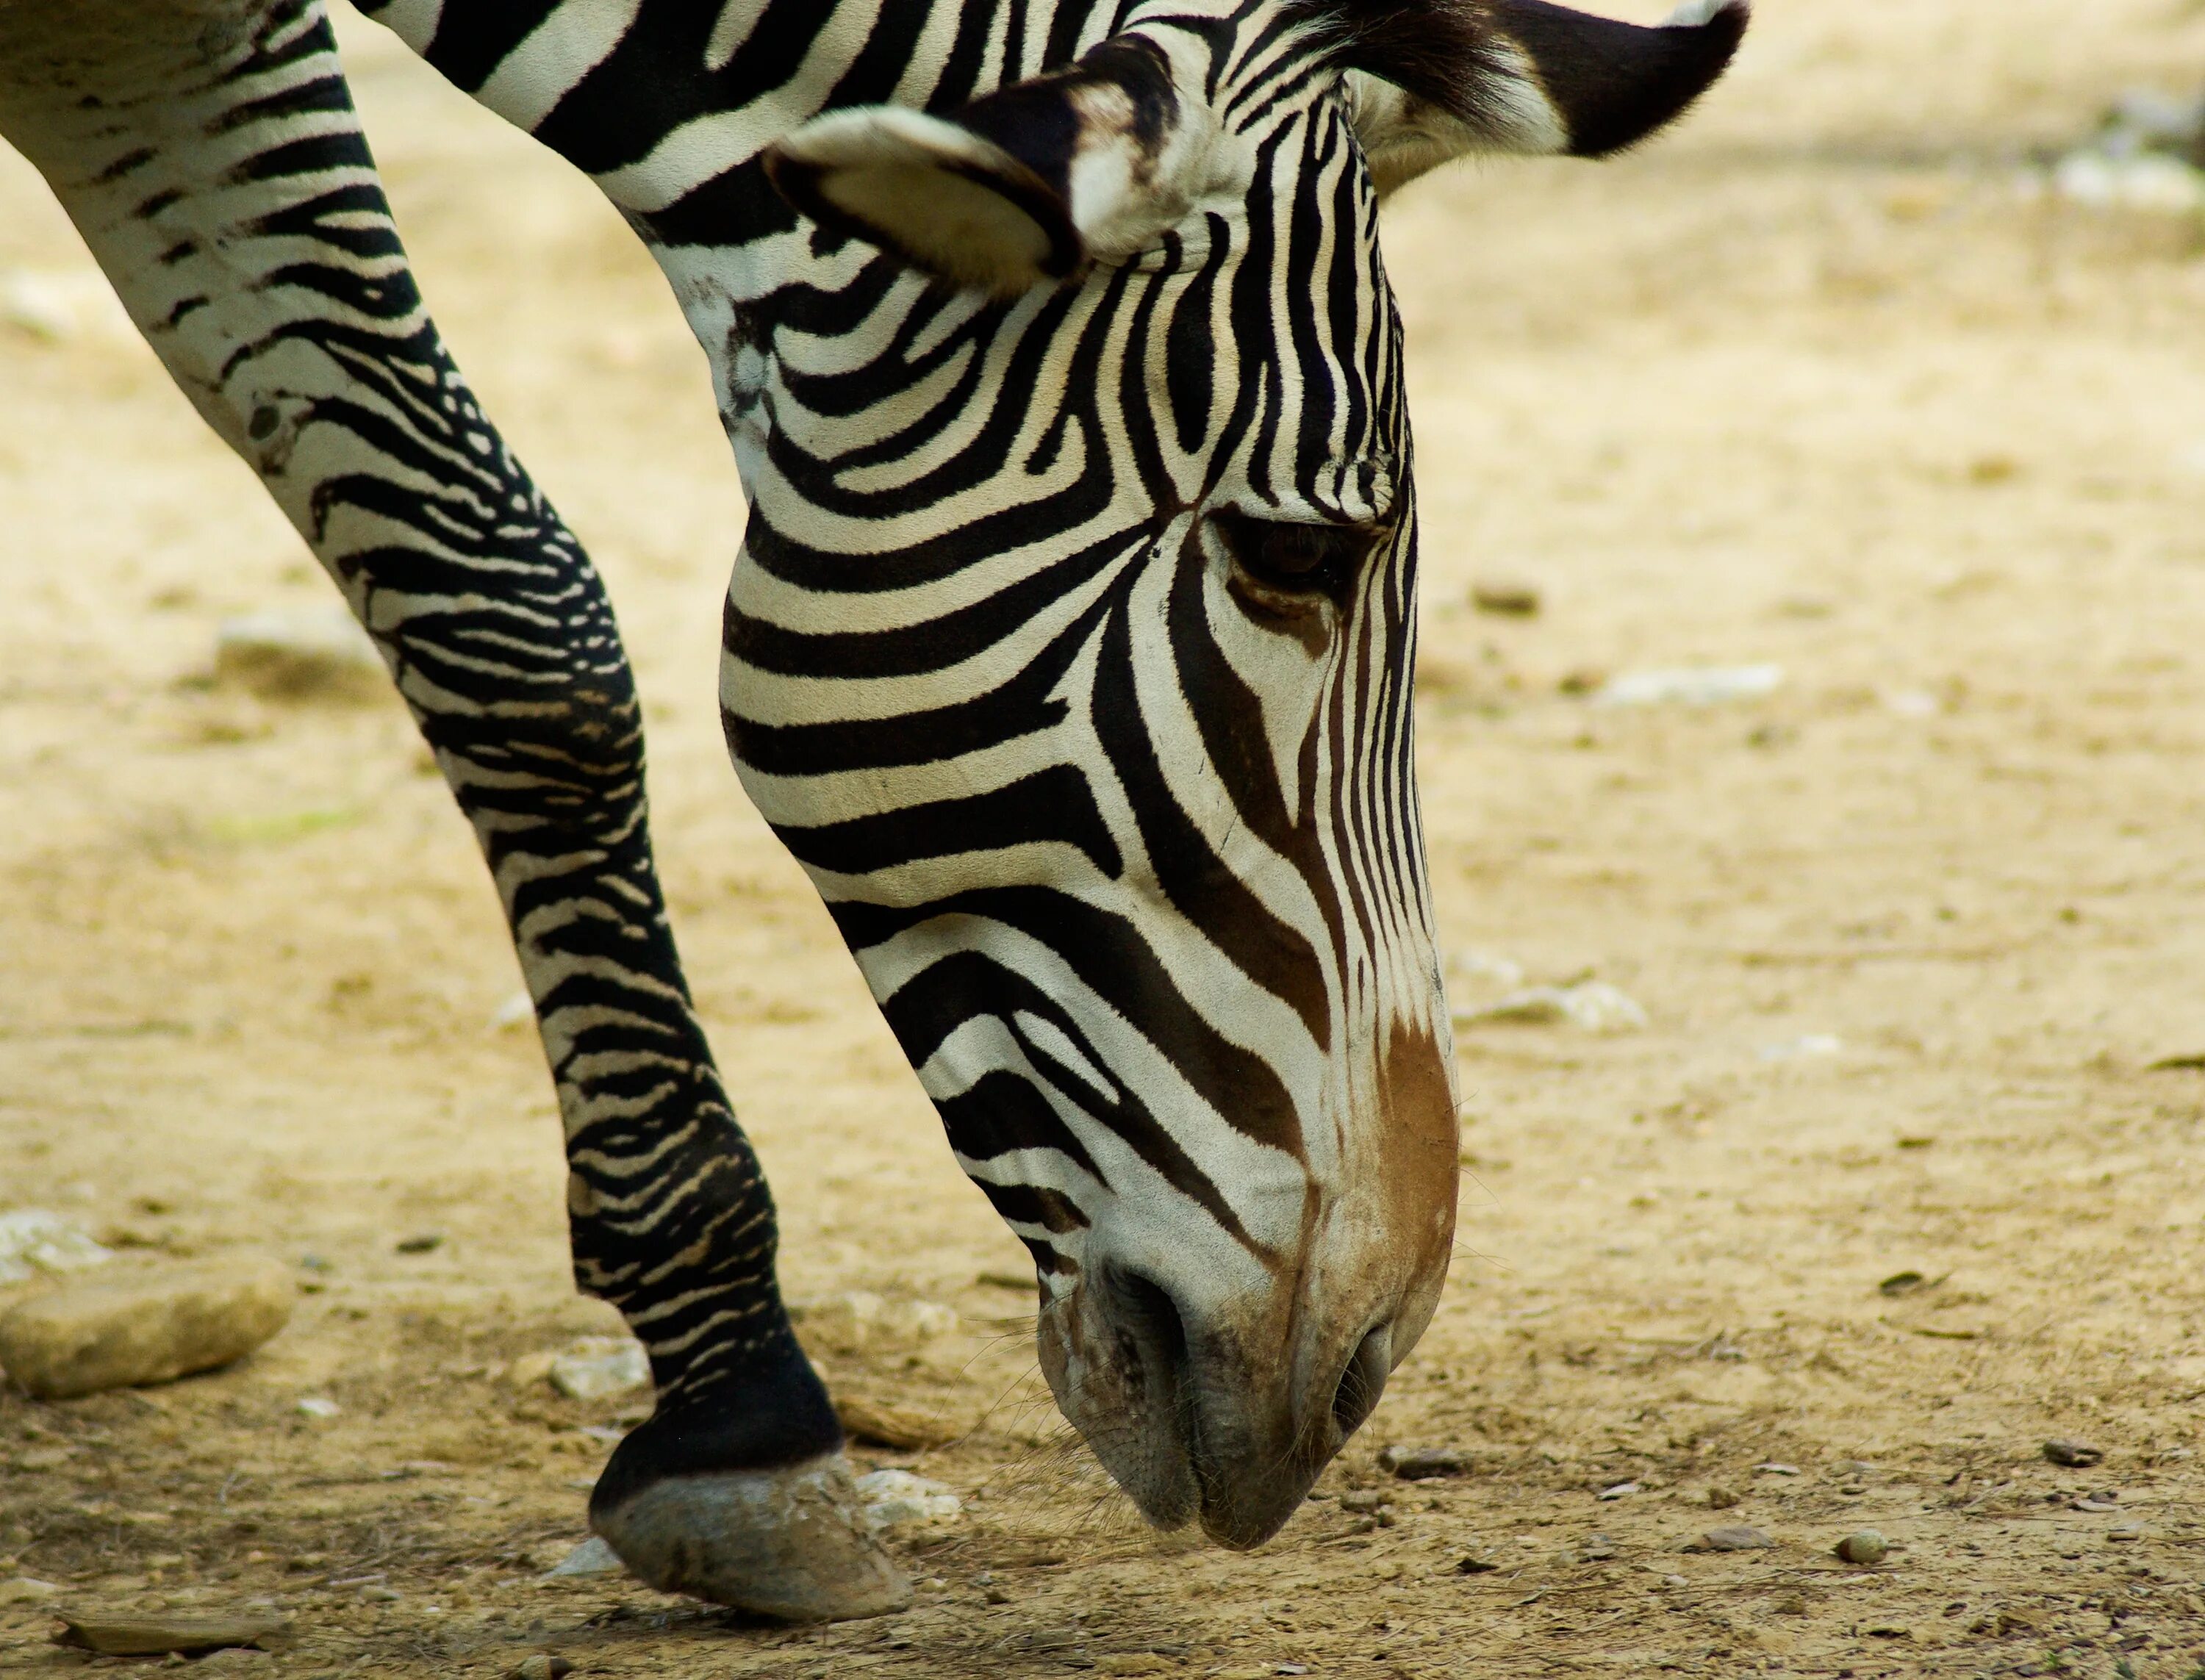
[4,0,2205,1674]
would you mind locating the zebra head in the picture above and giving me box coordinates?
[723,0,1746,1546]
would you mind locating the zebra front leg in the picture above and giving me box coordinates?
[0,0,905,1621]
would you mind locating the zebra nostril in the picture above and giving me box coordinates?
[1330,1323,1393,1440]
[1106,1268,1190,1396]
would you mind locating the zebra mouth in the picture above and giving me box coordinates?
[1060,1268,1396,1550]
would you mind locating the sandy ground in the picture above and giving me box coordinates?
[4,0,2205,1674]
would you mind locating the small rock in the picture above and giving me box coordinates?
[0,267,137,345]
[1094,1657,1174,1677]
[358,1586,401,1603]
[1695,1526,1774,1553]
[0,1578,62,1604]
[1704,1487,1740,1510]
[295,1396,341,1419]
[1378,1444,1473,1480]
[1752,1462,1801,1476]
[0,1209,113,1285]
[835,1392,964,1451]
[2107,1522,2145,1543]
[2043,1438,2104,1468]
[1454,1554,1499,1576]
[1579,1534,1617,1561]
[1773,1594,1807,1615]
[1338,1489,1390,1515]
[792,1292,958,1349]
[1593,664,1784,708]
[511,1657,575,1680]
[1596,1481,1641,1501]
[393,1233,444,1254]
[0,1257,293,1399]
[545,1537,624,1578]
[214,610,387,704]
[1757,1033,1842,1062]
[1835,1530,1888,1565]
[854,1468,961,1531]
[1471,580,1541,617]
[548,1337,650,1402]
[1454,981,1647,1035]
[2072,1490,2121,1513]
[54,1612,288,1656]
[1879,1271,1933,1298]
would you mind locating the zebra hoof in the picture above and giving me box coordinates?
[589,1454,912,1623]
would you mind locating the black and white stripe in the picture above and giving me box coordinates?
[4,0,1745,1593]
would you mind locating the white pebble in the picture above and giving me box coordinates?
[855,1468,963,1531]
[548,1337,650,1401]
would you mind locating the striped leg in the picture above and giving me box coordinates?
[0,0,903,1620]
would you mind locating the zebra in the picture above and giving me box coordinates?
[0,0,1743,1623]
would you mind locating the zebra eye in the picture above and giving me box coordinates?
[1213,511,1375,614]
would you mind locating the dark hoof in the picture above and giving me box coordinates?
[591,1454,911,1622]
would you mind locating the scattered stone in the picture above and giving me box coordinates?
[1338,1489,1390,1515]
[1597,1482,1640,1501]
[1454,981,1648,1035]
[1758,1033,1842,1062]
[0,1578,62,1605]
[548,1337,650,1402]
[53,1612,289,1656]
[0,1257,293,1399]
[209,606,381,706]
[2044,1439,2104,1468]
[213,609,387,703]
[1704,1487,1740,1510]
[358,1586,401,1603]
[1454,1555,1499,1576]
[393,1233,444,1254]
[0,1209,114,1285]
[2107,1522,2145,1543]
[1879,1271,1935,1298]
[2072,1490,2121,1513]
[295,1396,342,1419]
[1835,1530,1889,1565]
[1692,1526,1774,1553]
[1471,580,1541,617]
[1579,1534,1617,1561]
[1593,664,1784,708]
[0,267,137,345]
[545,1537,624,1578]
[854,1468,962,1531]
[792,1292,959,1349]
[511,1656,575,1680]
[1378,1444,1473,1480]
[1774,1594,1807,1615]
[1752,1463,1801,1476]
[974,1269,1033,1292]
[835,1392,964,1451]
[1094,1656,1174,1676]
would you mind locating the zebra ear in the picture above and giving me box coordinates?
[764,35,1214,296]
[1344,0,1747,196]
